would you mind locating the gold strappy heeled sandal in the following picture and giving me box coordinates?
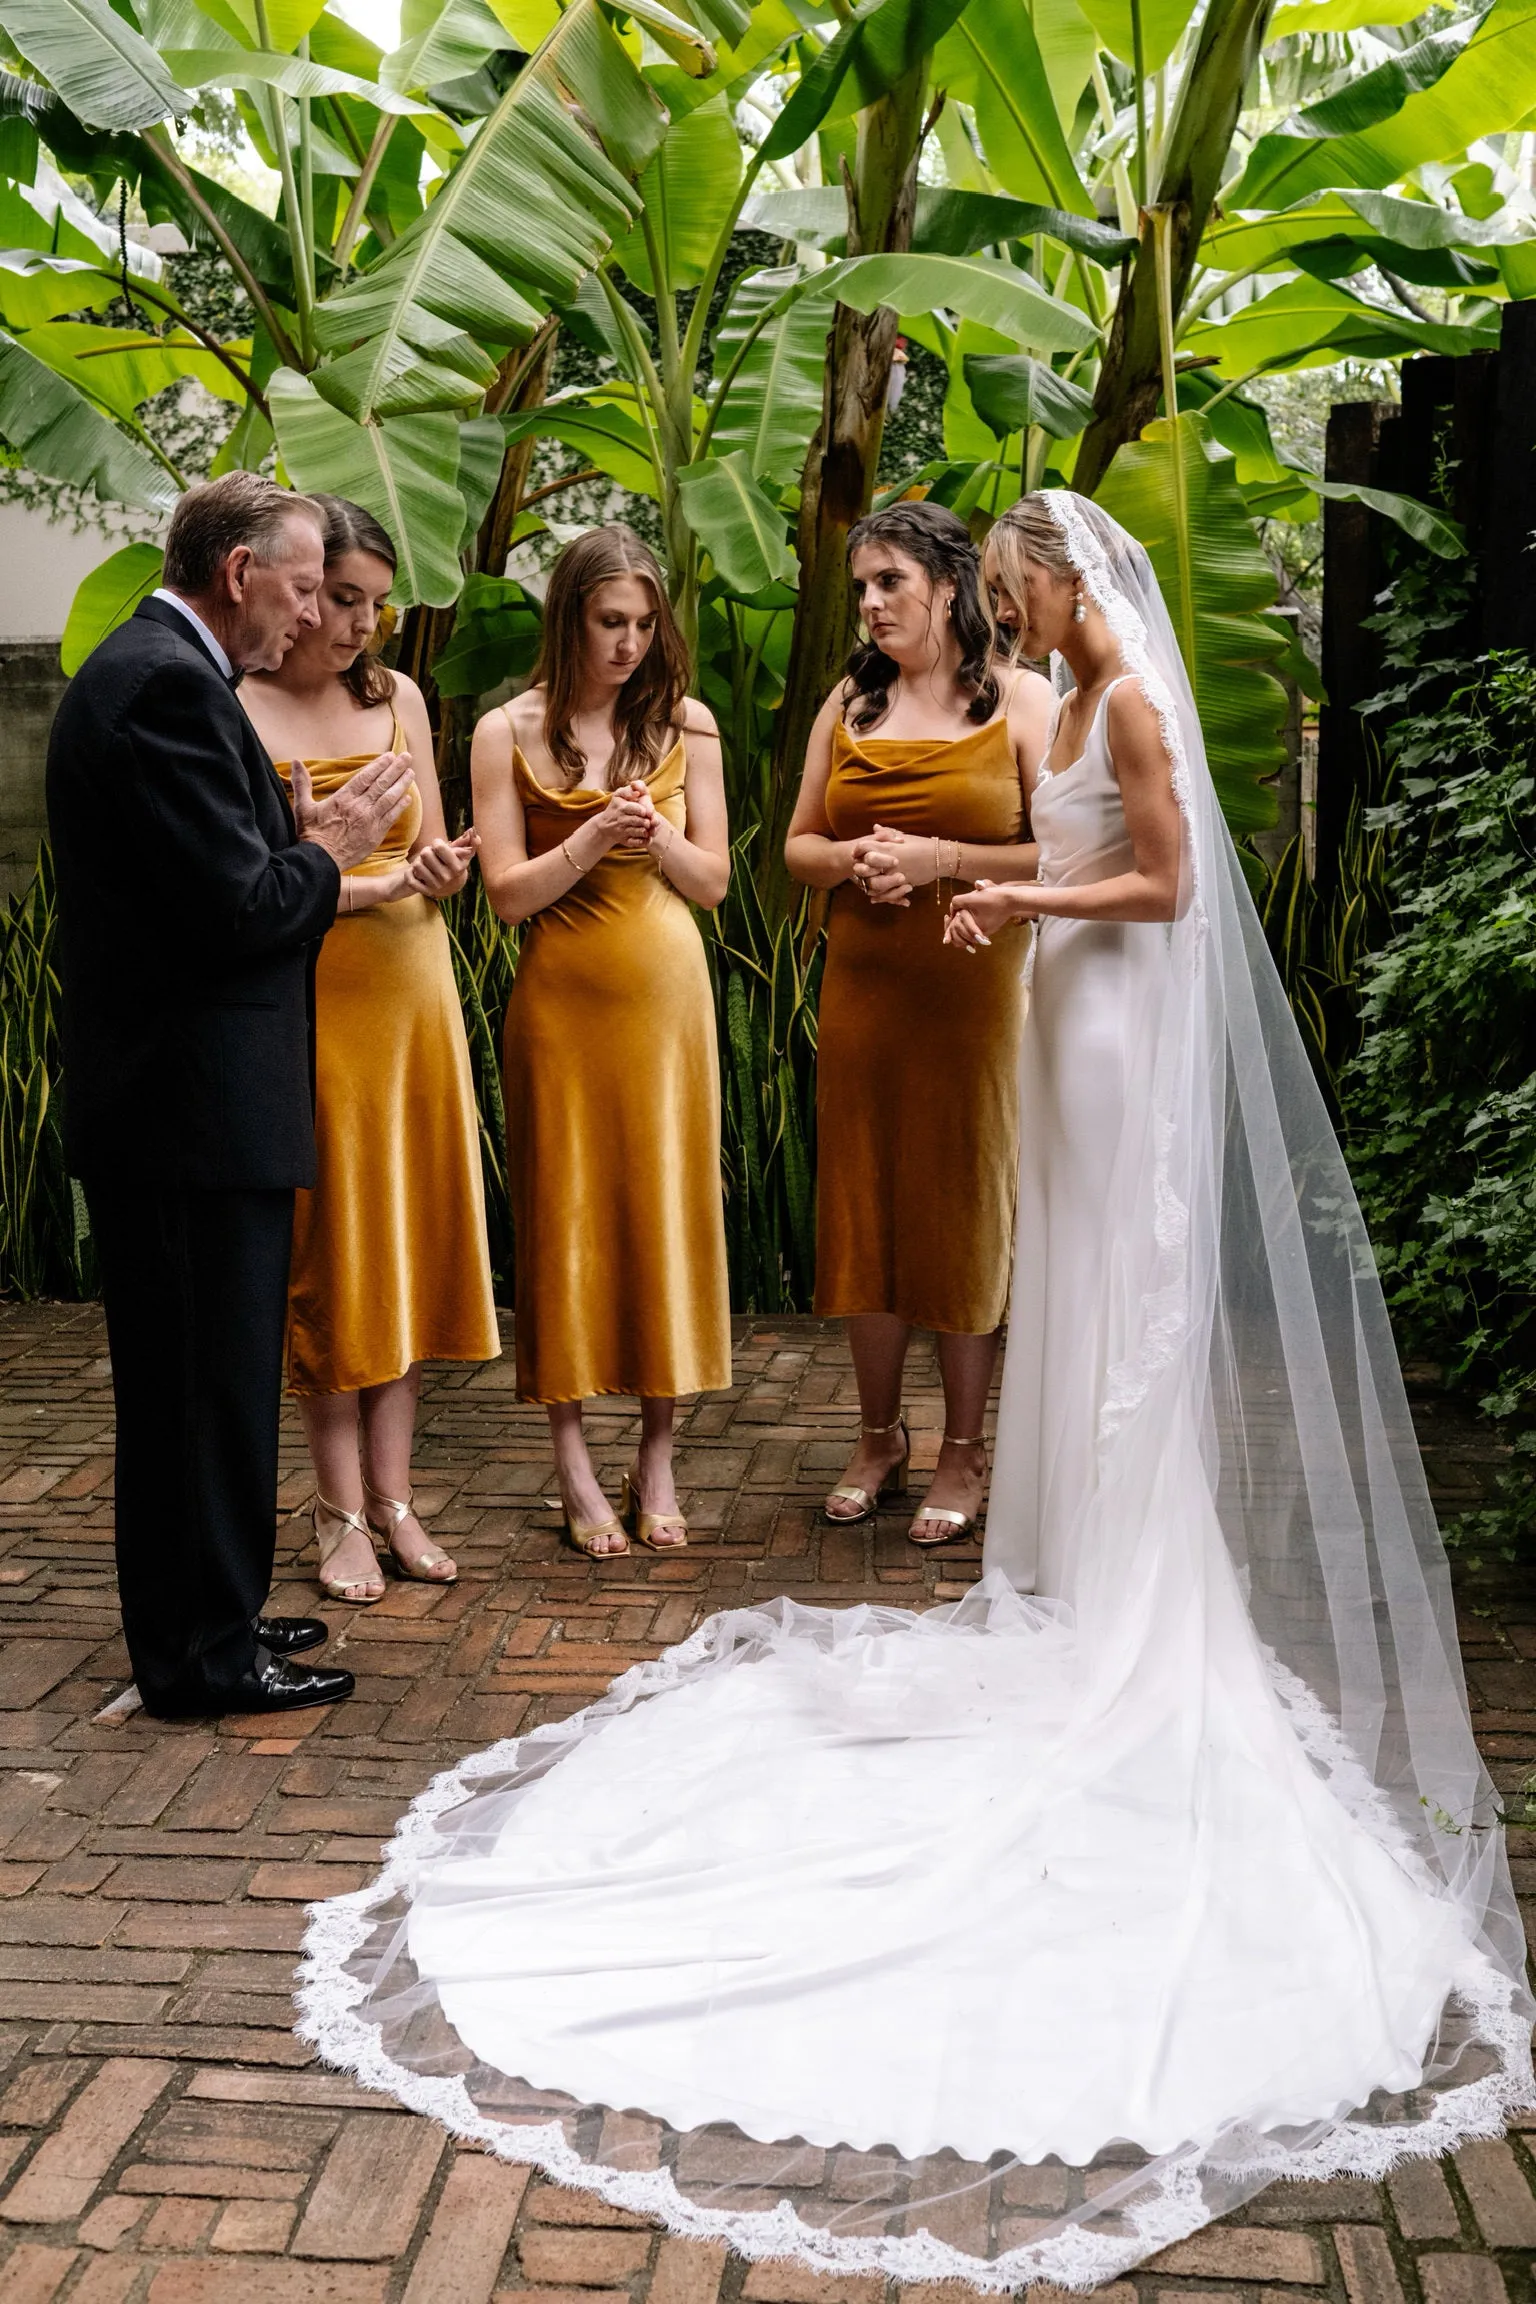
[823,1415,910,1525]
[543,1492,630,1558]
[364,1483,457,1584]
[312,1494,386,1604]
[909,1433,985,1548]
[620,1468,688,1551]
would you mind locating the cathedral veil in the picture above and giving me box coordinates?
[295,492,1532,2291]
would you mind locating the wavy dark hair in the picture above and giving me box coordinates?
[311,493,398,709]
[843,501,998,729]
[533,524,689,789]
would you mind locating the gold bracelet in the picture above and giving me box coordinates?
[561,836,582,877]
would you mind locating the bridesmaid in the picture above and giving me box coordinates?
[473,525,731,1557]
[243,495,500,1604]
[785,501,1053,1544]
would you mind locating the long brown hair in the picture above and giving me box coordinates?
[532,525,688,788]
[844,501,998,730]
[311,493,398,709]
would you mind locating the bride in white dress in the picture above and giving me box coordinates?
[298,492,1532,2290]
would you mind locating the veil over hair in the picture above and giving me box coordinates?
[294,491,1532,2293]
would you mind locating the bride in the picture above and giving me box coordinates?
[298,493,1531,2289]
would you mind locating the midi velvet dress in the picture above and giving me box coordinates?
[278,725,500,1395]
[503,734,731,1405]
[816,715,1027,1334]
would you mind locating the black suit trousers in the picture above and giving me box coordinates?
[88,1179,294,1714]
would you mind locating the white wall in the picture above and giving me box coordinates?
[0,503,158,643]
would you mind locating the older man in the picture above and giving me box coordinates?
[48,473,415,1719]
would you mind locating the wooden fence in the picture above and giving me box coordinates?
[1315,297,1536,890]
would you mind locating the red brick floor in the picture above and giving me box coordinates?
[0,1301,1533,2304]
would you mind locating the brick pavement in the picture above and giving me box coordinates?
[0,1299,1533,2304]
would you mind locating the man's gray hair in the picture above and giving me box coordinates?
[162,474,324,595]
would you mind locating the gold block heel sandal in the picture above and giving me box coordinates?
[908,1433,984,1548]
[545,1493,629,1559]
[619,1469,688,1551]
[823,1415,910,1525]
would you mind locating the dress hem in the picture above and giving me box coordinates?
[287,1340,503,1399]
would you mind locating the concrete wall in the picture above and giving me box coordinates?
[0,643,67,901]
[0,506,152,903]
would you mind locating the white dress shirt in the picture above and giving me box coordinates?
[152,588,235,681]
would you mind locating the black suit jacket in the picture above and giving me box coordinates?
[47,596,341,1189]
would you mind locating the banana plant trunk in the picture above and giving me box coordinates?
[1072,0,1275,499]
[763,60,930,908]
[396,333,559,833]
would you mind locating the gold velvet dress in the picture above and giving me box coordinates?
[278,727,500,1395]
[815,715,1027,1334]
[503,734,731,1404]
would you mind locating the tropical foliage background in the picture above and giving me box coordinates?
[0,0,1533,1422]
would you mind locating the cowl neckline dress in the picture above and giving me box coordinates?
[501,735,730,1405]
[277,718,498,1395]
[815,713,1027,1334]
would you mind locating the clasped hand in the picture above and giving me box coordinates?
[945,880,1033,952]
[403,828,479,900]
[848,823,938,908]
[590,780,669,856]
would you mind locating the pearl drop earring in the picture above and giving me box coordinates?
[1072,591,1087,625]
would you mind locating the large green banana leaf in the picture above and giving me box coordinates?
[747,183,1133,263]
[1184,275,1501,374]
[1096,412,1286,835]
[0,0,190,130]
[709,265,827,486]
[933,0,1093,215]
[1203,186,1528,275]
[1269,0,1422,32]
[760,0,970,163]
[1231,0,1536,209]
[19,319,252,416]
[165,45,433,111]
[654,0,797,123]
[60,540,164,675]
[0,173,160,278]
[829,251,1098,352]
[0,327,177,512]
[676,449,794,595]
[384,0,516,96]
[312,0,647,425]
[965,350,1093,439]
[269,367,465,605]
[1291,17,1476,138]
[0,249,116,327]
[499,392,657,494]
[611,95,742,296]
[1075,0,1196,74]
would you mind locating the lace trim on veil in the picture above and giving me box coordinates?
[295,491,1533,2290]
[295,1607,1534,2295]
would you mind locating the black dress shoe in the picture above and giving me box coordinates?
[255,1614,329,1657]
[220,1656,354,1717]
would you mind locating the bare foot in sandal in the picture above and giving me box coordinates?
[909,1436,986,1547]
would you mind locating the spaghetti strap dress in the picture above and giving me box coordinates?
[502,732,731,1404]
[815,715,1028,1333]
[278,715,499,1395]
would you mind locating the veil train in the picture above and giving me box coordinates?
[295,493,1532,2290]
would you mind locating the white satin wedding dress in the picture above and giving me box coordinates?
[299,496,1532,2290]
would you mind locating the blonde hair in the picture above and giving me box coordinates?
[983,496,1078,660]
